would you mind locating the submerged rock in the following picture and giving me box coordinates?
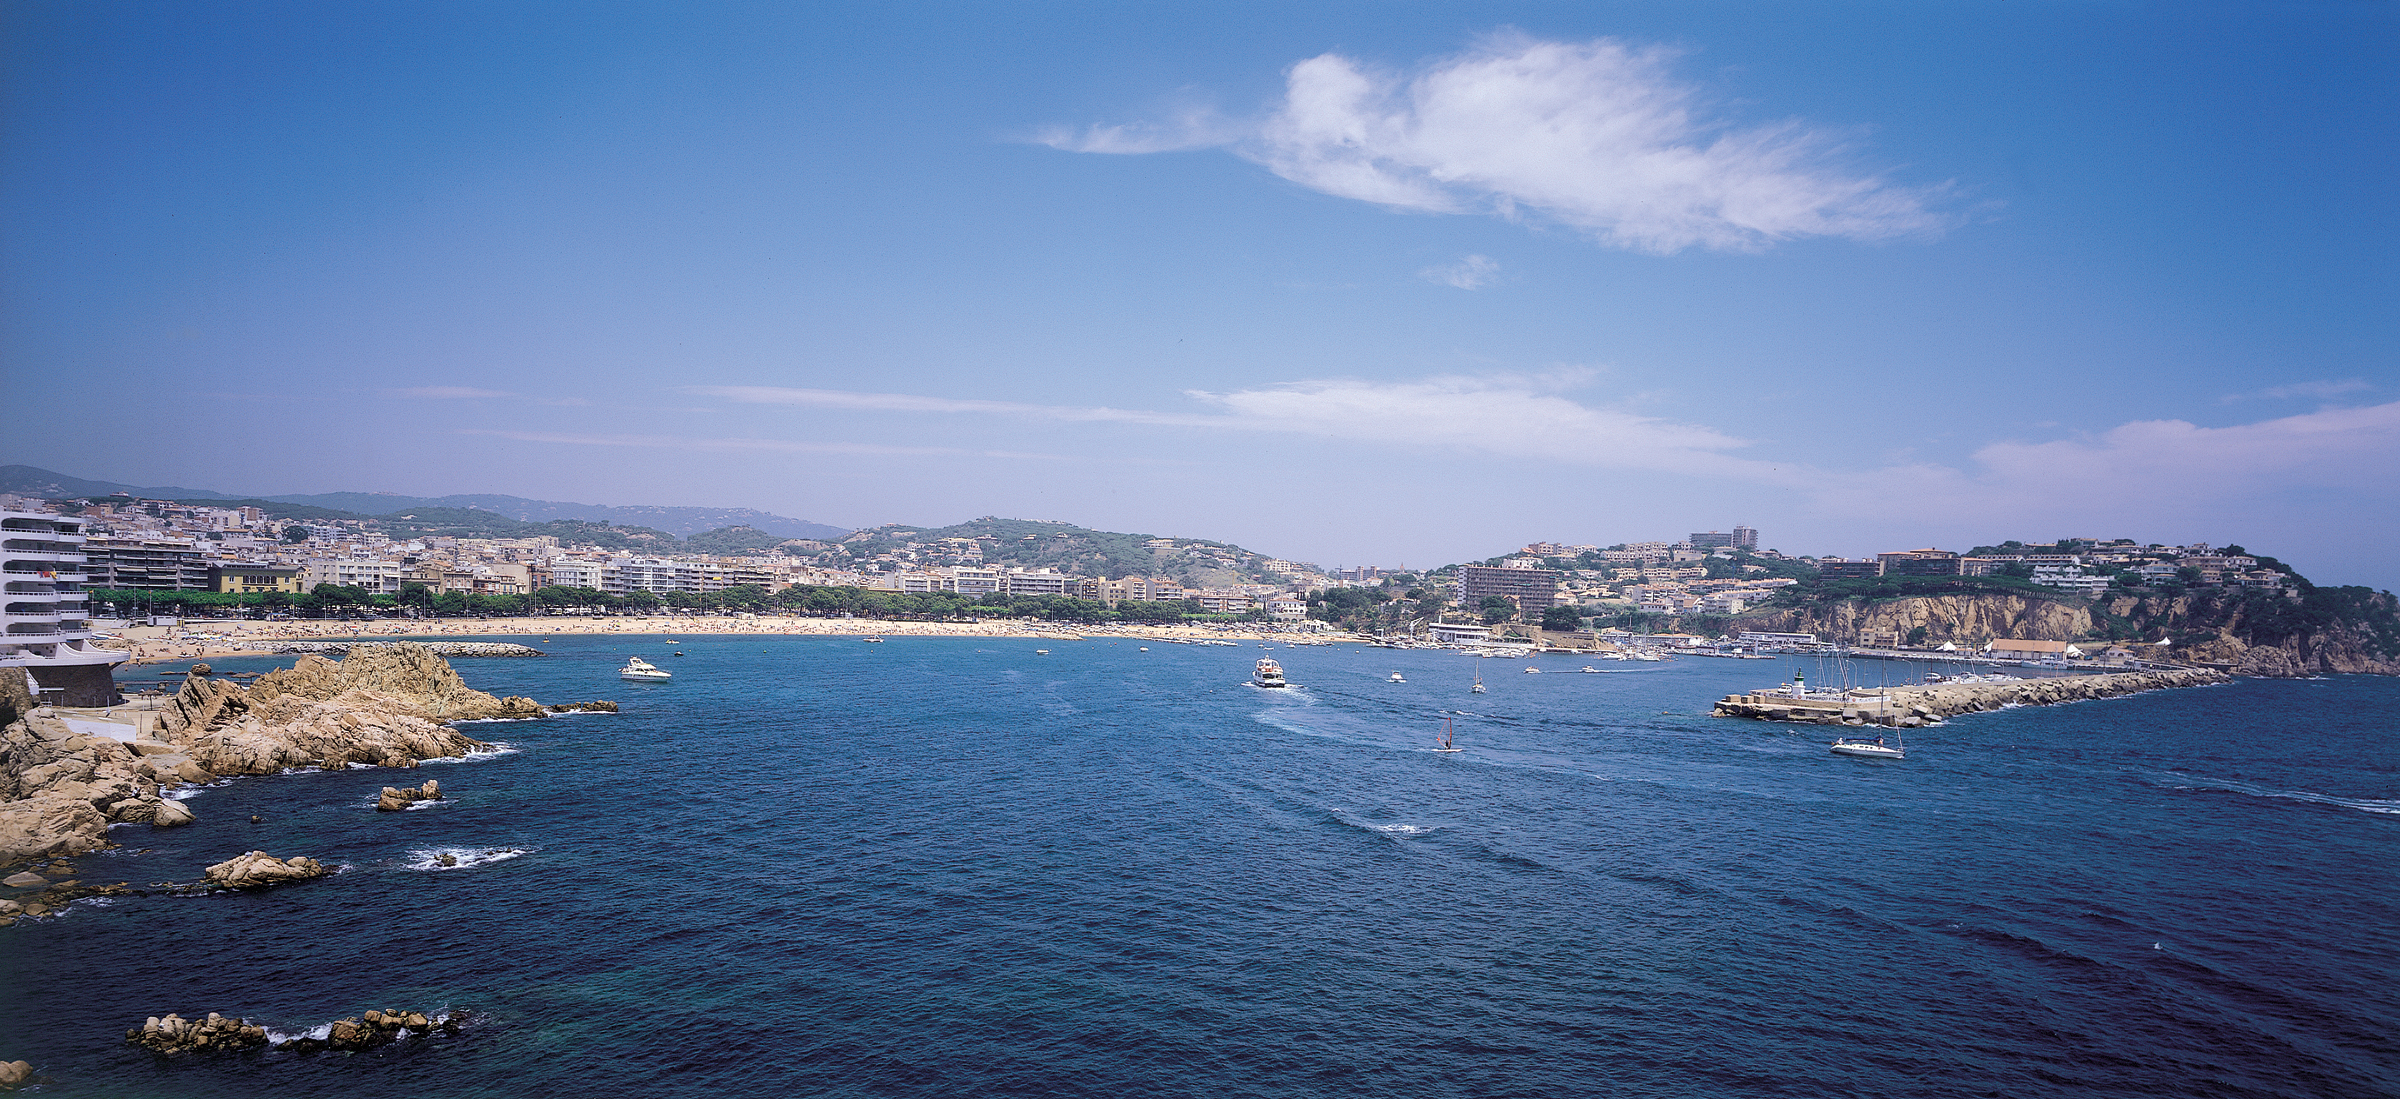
[375,779,441,812]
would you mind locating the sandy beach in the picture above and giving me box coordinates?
[102,614,1327,663]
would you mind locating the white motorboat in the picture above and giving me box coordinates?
[1253,658,1290,688]
[1524,666,1541,674]
[1388,672,1405,683]
[619,657,672,682]
[1830,736,1905,760]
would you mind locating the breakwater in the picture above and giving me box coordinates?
[268,641,541,658]
[1711,668,2228,727]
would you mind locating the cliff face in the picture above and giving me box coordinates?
[1726,590,2399,677]
[1732,593,2095,647]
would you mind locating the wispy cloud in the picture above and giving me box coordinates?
[452,428,1059,461]
[2220,378,2374,404]
[1421,254,1500,289]
[1042,33,1956,254]
[686,377,1760,474]
[383,386,514,400]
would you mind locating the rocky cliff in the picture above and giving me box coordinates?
[1725,589,2400,678]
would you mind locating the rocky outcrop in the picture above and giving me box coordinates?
[1713,668,2228,726]
[0,858,139,926]
[547,700,618,713]
[0,1059,38,1090]
[127,1007,461,1055]
[200,851,329,889]
[1,681,180,864]
[4,644,540,869]
[150,645,511,777]
[375,779,441,812]
[127,1013,270,1054]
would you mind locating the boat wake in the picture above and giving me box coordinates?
[2151,771,2399,815]
[1327,810,1431,837]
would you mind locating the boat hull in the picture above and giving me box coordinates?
[1829,741,1903,759]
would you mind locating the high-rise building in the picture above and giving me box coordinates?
[1690,526,1761,551]
[3,508,129,705]
[1456,565,1562,621]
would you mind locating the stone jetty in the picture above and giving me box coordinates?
[1711,668,2227,727]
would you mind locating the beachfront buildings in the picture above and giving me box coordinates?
[2,509,128,706]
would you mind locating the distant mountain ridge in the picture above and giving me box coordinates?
[0,464,848,540]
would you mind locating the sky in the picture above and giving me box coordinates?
[4,1,2395,586]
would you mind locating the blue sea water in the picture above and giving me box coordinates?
[3,636,2395,1098]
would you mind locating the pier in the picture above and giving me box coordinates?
[1711,668,2228,728]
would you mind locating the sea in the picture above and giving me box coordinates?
[2,635,2393,1098]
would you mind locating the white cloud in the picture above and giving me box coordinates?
[1968,401,2400,489]
[1043,33,1954,254]
[382,386,513,400]
[1421,254,1500,289]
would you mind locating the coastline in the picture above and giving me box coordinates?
[101,615,1321,664]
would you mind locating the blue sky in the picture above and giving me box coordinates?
[5,2,2395,585]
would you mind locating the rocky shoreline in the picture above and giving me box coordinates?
[1,643,575,871]
[1711,668,2229,727]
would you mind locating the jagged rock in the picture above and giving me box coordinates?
[548,700,619,713]
[0,1058,31,1089]
[436,853,457,867]
[376,779,441,812]
[200,851,329,889]
[153,799,195,827]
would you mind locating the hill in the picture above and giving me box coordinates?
[0,464,845,540]
[830,517,1298,586]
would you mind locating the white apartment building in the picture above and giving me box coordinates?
[301,558,405,594]
[2,508,128,705]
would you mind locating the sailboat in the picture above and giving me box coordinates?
[1471,659,1486,693]
[1432,715,1462,753]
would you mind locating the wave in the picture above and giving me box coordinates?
[425,743,521,764]
[403,846,533,871]
[2153,771,2399,815]
[1326,810,1431,837]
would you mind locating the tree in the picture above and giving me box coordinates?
[282,525,310,543]
[1540,605,1584,632]
[1480,596,1518,624]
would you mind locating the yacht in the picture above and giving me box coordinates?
[1253,658,1289,688]
[619,656,672,682]
[1830,736,1904,760]
[1388,672,1406,683]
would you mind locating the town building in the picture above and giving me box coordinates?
[209,563,303,594]
[2,508,128,705]
[1877,549,1964,577]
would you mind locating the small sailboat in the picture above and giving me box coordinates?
[1471,660,1486,694]
[1432,716,1462,753]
